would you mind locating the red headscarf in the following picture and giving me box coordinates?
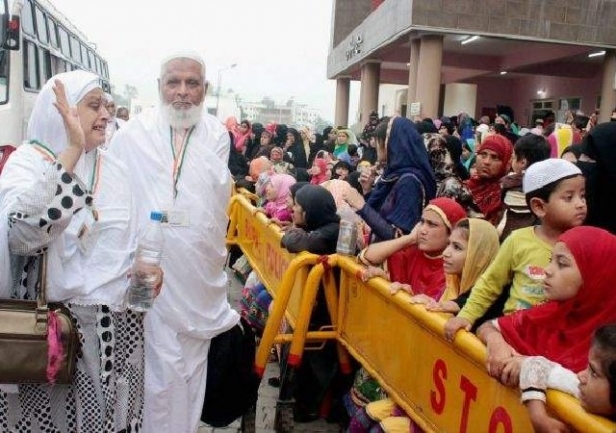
[498,226,616,372]
[424,197,467,231]
[388,198,466,299]
[310,158,329,185]
[265,123,278,136]
[465,134,512,224]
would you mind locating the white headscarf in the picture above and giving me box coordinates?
[27,70,101,154]
[0,71,135,307]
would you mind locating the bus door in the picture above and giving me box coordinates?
[0,0,8,109]
[0,0,21,147]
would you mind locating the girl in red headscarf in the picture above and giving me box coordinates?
[464,134,512,224]
[309,157,330,185]
[480,225,616,373]
[477,226,616,429]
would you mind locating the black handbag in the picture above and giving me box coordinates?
[201,317,260,427]
[0,253,79,384]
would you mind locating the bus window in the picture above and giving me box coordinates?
[58,26,70,57]
[21,0,35,36]
[39,48,52,82]
[94,56,101,75]
[51,55,67,74]
[88,50,95,71]
[80,43,88,66]
[47,17,58,48]
[34,6,48,45]
[102,61,108,79]
[69,35,79,62]
[23,40,40,90]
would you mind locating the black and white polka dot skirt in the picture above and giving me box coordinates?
[0,305,145,432]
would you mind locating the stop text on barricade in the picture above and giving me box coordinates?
[227,194,309,327]
[335,255,615,433]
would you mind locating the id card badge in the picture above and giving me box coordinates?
[161,209,190,227]
[78,208,100,255]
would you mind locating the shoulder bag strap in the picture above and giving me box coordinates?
[35,252,49,332]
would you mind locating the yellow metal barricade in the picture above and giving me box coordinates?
[335,255,616,433]
[226,195,351,377]
[227,193,308,328]
[227,195,615,432]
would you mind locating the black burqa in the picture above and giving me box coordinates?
[577,122,616,234]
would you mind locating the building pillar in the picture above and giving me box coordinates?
[359,60,380,126]
[415,35,443,119]
[599,49,616,124]
[334,77,351,127]
[406,37,421,119]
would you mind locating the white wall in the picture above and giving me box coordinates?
[443,83,477,118]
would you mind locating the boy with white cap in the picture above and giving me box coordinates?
[444,159,586,343]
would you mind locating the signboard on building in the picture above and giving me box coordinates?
[345,34,363,61]
[409,102,421,116]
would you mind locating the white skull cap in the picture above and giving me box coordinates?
[160,50,206,77]
[523,158,582,194]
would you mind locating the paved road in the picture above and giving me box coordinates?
[198,268,341,433]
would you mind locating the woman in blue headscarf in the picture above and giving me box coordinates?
[344,117,436,241]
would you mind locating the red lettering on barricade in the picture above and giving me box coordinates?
[488,407,513,433]
[264,243,283,282]
[430,359,447,414]
[459,376,478,433]
[265,243,274,276]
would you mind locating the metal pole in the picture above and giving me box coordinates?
[215,69,222,118]
[214,63,236,119]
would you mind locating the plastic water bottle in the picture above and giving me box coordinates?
[336,208,359,256]
[127,211,164,311]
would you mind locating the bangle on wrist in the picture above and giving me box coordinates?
[358,246,378,267]
[522,387,546,394]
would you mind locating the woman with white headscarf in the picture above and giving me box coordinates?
[0,71,146,431]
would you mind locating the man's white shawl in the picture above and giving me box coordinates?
[108,107,238,338]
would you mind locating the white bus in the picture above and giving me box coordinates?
[0,0,110,146]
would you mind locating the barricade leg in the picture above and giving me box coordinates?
[272,265,323,432]
[240,405,256,433]
[275,343,296,433]
[287,264,324,366]
[254,267,299,376]
[322,265,353,375]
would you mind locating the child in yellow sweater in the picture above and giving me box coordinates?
[444,158,587,341]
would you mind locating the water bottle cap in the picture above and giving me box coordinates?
[150,211,163,221]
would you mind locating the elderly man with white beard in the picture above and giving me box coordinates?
[108,52,240,432]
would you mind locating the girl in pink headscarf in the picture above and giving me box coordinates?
[262,173,296,222]
[225,117,252,154]
[235,119,252,154]
[225,116,241,143]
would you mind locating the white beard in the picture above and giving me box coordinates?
[161,102,203,129]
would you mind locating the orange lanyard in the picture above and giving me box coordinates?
[169,126,195,199]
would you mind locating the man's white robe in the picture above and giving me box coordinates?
[108,107,239,432]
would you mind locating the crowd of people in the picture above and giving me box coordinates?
[235,106,616,432]
[1,43,616,432]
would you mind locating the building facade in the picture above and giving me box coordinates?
[240,99,321,128]
[328,0,616,127]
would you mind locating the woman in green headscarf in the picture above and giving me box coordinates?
[334,128,356,163]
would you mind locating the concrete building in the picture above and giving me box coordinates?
[328,0,616,127]
[239,99,321,128]
[205,93,241,122]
